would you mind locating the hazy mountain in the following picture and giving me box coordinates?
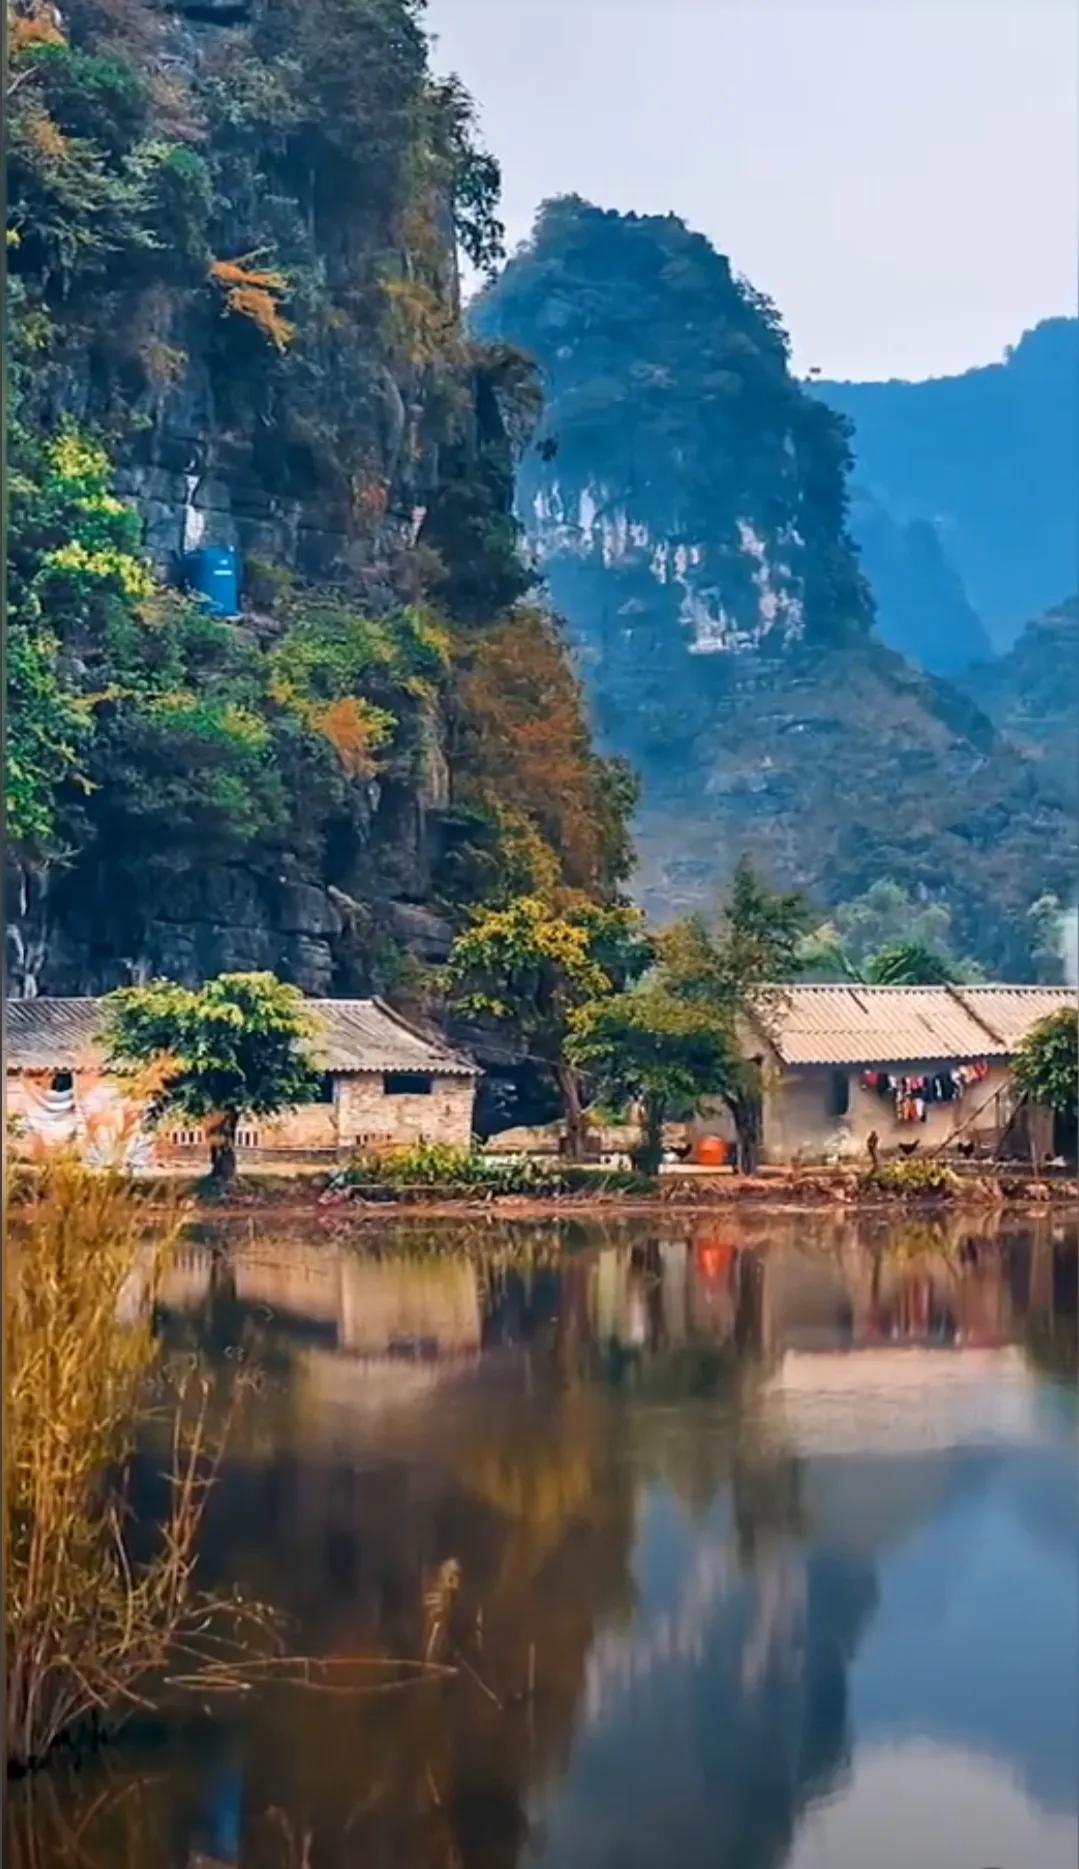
[816,319,1079,660]
[960,597,1079,809]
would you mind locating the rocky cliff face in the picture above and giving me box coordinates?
[7,0,585,999]
[475,200,1074,976]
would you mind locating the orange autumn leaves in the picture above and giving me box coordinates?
[209,256,295,352]
[452,606,630,901]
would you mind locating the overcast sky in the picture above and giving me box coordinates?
[426,0,1077,382]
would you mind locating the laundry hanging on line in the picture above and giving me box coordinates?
[860,1062,990,1124]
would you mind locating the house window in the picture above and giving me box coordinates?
[383,1072,433,1097]
[830,1071,851,1118]
[298,1073,335,1105]
[51,1071,73,1093]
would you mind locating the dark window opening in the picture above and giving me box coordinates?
[51,1071,73,1093]
[830,1071,850,1118]
[297,1073,335,1105]
[383,1072,434,1097]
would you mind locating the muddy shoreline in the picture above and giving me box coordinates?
[179,1171,1079,1227]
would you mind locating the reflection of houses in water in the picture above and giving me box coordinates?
[160,1241,482,1362]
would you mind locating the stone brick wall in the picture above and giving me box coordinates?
[337,1073,476,1152]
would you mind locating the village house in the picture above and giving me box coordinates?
[4,996,478,1168]
[717,982,1074,1165]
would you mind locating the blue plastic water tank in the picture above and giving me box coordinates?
[184,546,240,618]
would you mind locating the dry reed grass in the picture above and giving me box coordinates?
[4,1157,258,1771]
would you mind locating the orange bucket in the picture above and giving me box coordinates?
[694,1135,732,1168]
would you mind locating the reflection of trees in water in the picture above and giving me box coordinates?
[10,1216,1075,1869]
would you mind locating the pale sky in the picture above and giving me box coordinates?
[426,0,1078,382]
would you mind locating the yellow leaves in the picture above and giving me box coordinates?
[44,541,153,600]
[48,433,111,483]
[210,254,295,353]
[24,109,69,161]
[382,276,458,367]
[269,669,395,779]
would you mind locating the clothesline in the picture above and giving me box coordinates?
[861,1062,991,1125]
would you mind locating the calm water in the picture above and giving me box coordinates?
[9,1212,1078,1869]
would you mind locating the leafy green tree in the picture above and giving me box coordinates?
[865,940,956,985]
[105,973,318,1182]
[659,861,809,1169]
[568,986,742,1174]
[1013,1008,1078,1146]
[1027,894,1068,985]
[444,894,650,1158]
[828,880,956,970]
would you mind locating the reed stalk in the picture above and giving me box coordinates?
[4,1158,248,1771]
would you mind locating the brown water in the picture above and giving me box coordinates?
[8,1211,1078,1869]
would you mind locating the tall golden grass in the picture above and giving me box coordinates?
[4,1158,244,1771]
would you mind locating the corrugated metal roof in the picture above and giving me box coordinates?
[5,998,105,1071]
[950,986,1075,1053]
[5,996,477,1077]
[310,1000,477,1076]
[750,983,1070,1068]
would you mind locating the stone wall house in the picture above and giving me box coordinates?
[690,984,1072,1166]
[4,996,478,1168]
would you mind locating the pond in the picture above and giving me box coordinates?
[8,1211,1077,1869]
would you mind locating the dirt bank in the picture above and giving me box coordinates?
[181,1168,1079,1226]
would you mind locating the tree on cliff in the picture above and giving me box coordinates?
[568,985,740,1174]
[105,973,318,1183]
[443,894,650,1158]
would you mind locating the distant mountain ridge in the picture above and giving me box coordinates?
[959,597,1079,809]
[816,318,1079,664]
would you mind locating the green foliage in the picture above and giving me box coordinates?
[7,33,211,295]
[800,880,983,984]
[1013,1009,1078,1125]
[870,1159,961,1198]
[1026,893,1070,986]
[569,986,740,1172]
[422,74,505,277]
[334,1141,647,1199]
[445,894,650,1154]
[3,0,628,1004]
[865,941,957,986]
[272,596,447,706]
[338,1141,564,1197]
[652,861,809,1168]
[105,973,318,1177]
[662,861,809,1012]
[445,895,649,1041]
[4,622,90,848]
[826,881,957,969]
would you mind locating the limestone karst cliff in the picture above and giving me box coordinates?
[5,0,629,997]
[474,199,1074,976]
